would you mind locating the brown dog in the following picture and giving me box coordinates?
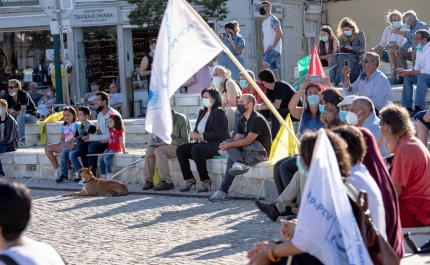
[62,166,128,197]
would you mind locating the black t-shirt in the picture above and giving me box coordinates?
[74,123,97,137]
[266,80,298,109]
[237,110,272,153]
[6,90,38,114]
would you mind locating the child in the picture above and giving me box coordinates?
[68,106,97,185]
[44,106,79,183]
[99,113,127,179]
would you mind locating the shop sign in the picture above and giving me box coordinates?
[70,7,118,26]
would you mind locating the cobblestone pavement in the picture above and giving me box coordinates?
[8,178,429,265]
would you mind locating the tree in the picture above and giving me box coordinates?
[127,0,229,31]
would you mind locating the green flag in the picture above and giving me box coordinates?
[297,55,311,83]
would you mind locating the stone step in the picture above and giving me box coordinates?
[403,226,430,253]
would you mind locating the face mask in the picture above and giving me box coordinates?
[307,95,320,107]
[403,23,410,29]
[417,43,424,52]
[96,105,104,112]
[236,104,247,114]
[212,77,220,85]
[319,104,326,114]
[0,109,3,116]
[344,30,353,37]
[321,36,329,42]
[296,156,308,177]
[47,91,52,96]
[202,98,212,108]
[152,49,156,54]
[239,80,248,88]
[392,21,401,29]
[346,110,362,126]
[9,91,16,97]
[259,7,266,16]
[339,110,348,123]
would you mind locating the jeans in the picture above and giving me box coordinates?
[69,141,91,173]
[260,108,290,140]
[60,146,72,177]
[88,142,108,176]
[15,113,38,142]
[0,145,8,172]
[263,50,280,71]
[273,155,298,195]
[402,73,430,110]
[74,141,107,176]
[176,142,220,182]
[219,146,246,193]
[99,149,117,175]
[233,112,243,136]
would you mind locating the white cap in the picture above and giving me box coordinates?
[337,95,358,107]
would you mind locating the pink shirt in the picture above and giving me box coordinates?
[318,39,339,54]
[186,66,211,94]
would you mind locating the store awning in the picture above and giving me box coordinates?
[0,13,51,31]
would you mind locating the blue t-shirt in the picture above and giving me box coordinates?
[299,110,324,134]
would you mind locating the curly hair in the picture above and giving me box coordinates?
[225,20,241,36]
[337,17,360,40]
[299,129,351,177]
[332,125,367,165]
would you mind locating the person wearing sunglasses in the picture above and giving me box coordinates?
[5,79,39,147]
[342,52,392,116]
[108,83,124,110]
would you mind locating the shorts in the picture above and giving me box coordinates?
[414,110,430,130]
[263,49,280,71]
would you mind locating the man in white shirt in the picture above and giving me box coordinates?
[108,83,124,110]
[259,1,282,80]
[400,29,430,117]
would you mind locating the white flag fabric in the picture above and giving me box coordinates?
[292,129,373,265]
[145,0,223,143]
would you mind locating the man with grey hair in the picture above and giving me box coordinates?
[399,29,430,117]
[342,52,392,115]
[390,10,428,84]
[349,96,389,157]
[28,82,42,103]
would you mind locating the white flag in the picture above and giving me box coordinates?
[292,129,373,265]
[145,0,223,143]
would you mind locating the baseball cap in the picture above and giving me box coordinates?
[337,95,357,107]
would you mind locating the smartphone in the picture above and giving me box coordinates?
[344,60,349,67]
[309,75,323,83]
[221,33,228,38]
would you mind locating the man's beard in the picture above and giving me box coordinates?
[97,104,104,112]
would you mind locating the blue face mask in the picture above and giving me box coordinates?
[0,109,3,116]
[307,95,320,107]
[212,77,220,85]
[392,21,401,29]
[403,23,410,29]
[321,36,329,42]
[319,104,326,114]
[417,43,424,52]
[9,91,16,97]
[339,110,348,123]
[296,156,308,177]
[239,80,248,88]
[344,30,353,37]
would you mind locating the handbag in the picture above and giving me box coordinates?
[344,182,400,265]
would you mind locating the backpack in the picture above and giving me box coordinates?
[0,255,18,265]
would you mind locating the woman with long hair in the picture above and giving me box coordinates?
[318,25,339,67]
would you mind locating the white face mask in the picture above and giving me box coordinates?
[47,91,52,96]
[346,110,362,126]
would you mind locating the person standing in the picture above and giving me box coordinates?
[260,1,283,80]
[28,82,42,103]
[218,21,245,80]
[0,99,19,178]
[140,39,156,95]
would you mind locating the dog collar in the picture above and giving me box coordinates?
[83,178,95,184]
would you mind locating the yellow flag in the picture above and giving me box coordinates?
[268,114,298,164]
[37,111,64,145]
[153,163,161,186]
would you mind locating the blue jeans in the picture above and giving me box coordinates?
[0,145,8,172]
[402,73,430,109]
[60,146,72,177]
[233,112,243,136]
[99,149,117,175]
[15,113,39,141]
[88,142,108,175]
[263,50,280,71]
[68,141,91,173]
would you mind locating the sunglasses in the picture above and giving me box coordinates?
[109,85,116,88]
[7,86,17,89]
[362,59,375,63]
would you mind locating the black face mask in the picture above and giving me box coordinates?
[259,7,266,16]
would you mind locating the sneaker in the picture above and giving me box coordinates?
[410,107,423,118]
[106,173,115,179]
[142,180,154,190]
[152,181,175,191]
[228,162,249,176]
[393,77,404,85]
[78,178,84,186]
[100,174,106,180]
[388,77,395,84]
[208,190,230,202]
[0,171,4,177]
[56,175,69,183]
[19,141,26,148]
[53,167,61,180]
[254,200,279,222]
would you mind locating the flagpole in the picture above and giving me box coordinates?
[180,0,300,146]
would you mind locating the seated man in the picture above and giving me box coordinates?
[142,110,191,191]
[0,99,19,178]
[28,82,43,103]
[257,69,300,139]
[6,79,39,146]
[80,92,120,176]
[349,97,389,157]
[400,29,430,117]
[391,10,429,84]
[108,83,124,110]
[343,52,391,115]
[209,94,272,201]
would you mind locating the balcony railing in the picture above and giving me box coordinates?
[0,0,39,6]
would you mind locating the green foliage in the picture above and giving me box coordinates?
[127,0,229,31]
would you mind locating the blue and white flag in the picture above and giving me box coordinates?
[145,0,223,143]
[292,129,373,265]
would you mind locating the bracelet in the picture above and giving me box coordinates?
[268,248,281,262]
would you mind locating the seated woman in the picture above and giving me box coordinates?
[380,104,430,227]
[319,88,344,129]
[37,86,56,118]
[318,25,339,67]
[329,17,366,86]
[414,108,430,146]
[176,88,230,193]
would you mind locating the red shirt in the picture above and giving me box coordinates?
[108,129,124,152]
[242,80,267,104]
